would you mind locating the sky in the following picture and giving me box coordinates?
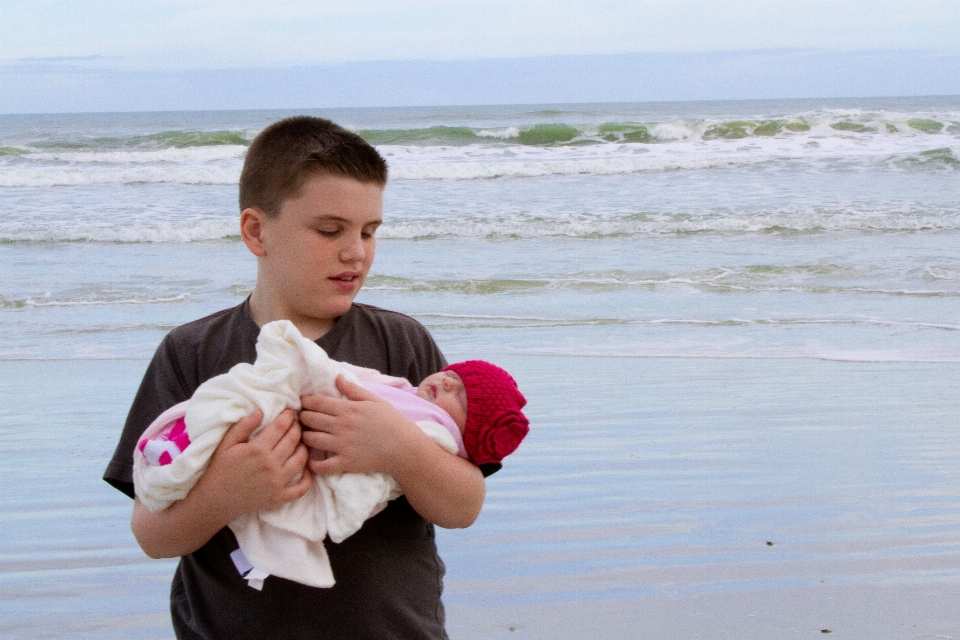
[2,0,959,112]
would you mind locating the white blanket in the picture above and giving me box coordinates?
[133,319,459,589]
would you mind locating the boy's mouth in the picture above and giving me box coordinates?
[329,272,361,289]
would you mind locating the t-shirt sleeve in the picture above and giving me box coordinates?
[103,334,194,498]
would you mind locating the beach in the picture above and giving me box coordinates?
[1,98,959,638]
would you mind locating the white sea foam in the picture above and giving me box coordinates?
[476,127,520,139]
[26,145,246,165]
[926,267,960,280]
[376,208,960,238]
[416,312,960,331]
[513,343,960,363]
[649,122,697,140]
[3,112,955,186]
[0,219,237,243]
[18,293,189,307]
[386,155,764,180]
[382,133,957,180]
[4,204,958,243]
[0,166,240,187]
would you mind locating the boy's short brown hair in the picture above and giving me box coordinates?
[239,116,388,216]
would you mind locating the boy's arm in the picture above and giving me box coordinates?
[131,409,312,558]
[300,376,485,529]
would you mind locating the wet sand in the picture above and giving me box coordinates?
[2,356,958,639]
[447,579,960,639]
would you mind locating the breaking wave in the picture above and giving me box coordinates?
[3,106,956,186]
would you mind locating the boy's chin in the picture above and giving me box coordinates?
[311,298,355,320]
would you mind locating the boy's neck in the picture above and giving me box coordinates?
[248,287,338,341]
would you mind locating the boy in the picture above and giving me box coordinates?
[103,116,487,639]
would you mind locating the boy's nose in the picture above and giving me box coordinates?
[339,235,365,263]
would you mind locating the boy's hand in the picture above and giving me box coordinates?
[300,375,411,477]
[300,375,486,529]
[132,408,312,559]
[207,408,313,520]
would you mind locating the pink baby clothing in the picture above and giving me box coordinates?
[361,383,467,458]
[138,415,189,466]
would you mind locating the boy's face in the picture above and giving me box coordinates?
[416,371,468,433]
[246,174,383,335]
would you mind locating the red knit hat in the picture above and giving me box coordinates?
[442,360,529,465]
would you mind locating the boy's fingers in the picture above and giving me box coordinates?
[293,471,313,497]
[279,466,313,503]
[300,393,343,415]
[282,443,309,477]
[334,374,378,401]
[272,416,303,456]
[250,408,296,448]
[301,428,336,452]
[223,409,263,445]
[308,456,345,477]
[299,404,344,434]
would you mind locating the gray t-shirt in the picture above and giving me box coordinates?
[104,300,458,640]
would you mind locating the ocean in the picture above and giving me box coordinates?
[1,97,959,638]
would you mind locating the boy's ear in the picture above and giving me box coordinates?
[240,207,268,257]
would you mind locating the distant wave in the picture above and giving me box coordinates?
[358,113,960,147]
[2,112,956,186]
[4,111,955,154]
[1,292,189,309]
[0,165,240,188]
[4,208,958,243]
[507,347,960,364]
[20,129,254,152]
[1,284,252,309]
[416,311,960,332]
[385,156,771,180]
[25,145,245,165]
[377,208,960,238]
[0,219,237,243]
[136,130,252,148]
[6,270,954,310]
[357,125,481,146]
[926,266,960,281]
[4,147,955,186]
[366,267,960,298]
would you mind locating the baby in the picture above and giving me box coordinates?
[133,320,528,589]
[355,359,528,465]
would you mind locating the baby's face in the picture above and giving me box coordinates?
[416,370,467,432]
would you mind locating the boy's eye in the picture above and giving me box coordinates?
[317,228,341,237]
